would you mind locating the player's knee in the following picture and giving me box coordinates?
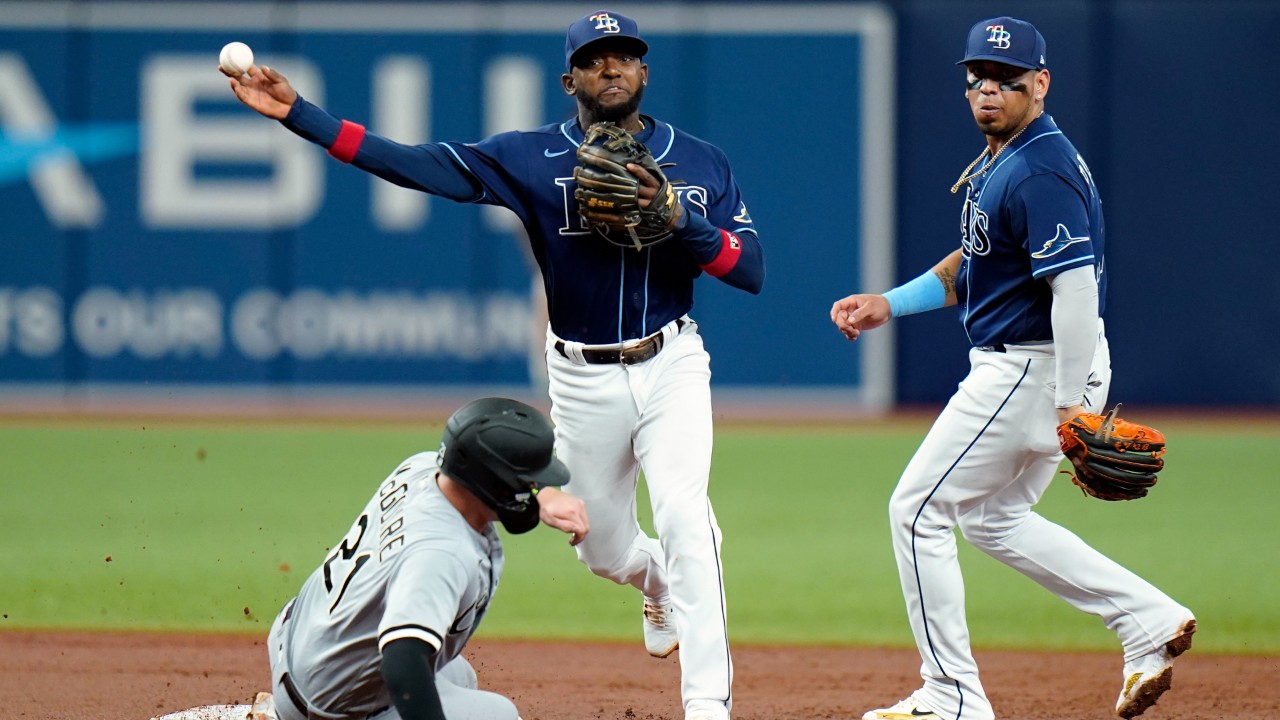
[888,484,955,535]
[574,545,634,585]
[887,486,921,528]
[650,514,721,566]
[579,558,628,584]
[650,507,717,544]
[957,511,1029,549]
[437,655,478,690]
[956,520,991,548]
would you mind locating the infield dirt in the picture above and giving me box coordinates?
[1,630,1276,719]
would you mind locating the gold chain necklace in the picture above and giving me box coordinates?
[950,111,1043,194]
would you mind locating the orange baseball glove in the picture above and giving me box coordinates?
[1057,405,1166,501]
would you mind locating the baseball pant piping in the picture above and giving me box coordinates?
[901,359,1028,720]
[889,340,1190,720]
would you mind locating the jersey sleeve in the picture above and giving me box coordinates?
[1009,172,1096,278]
[443,134,539,220]
[674,156,764,294]
[282,96,483,203]
[377,546,471,654]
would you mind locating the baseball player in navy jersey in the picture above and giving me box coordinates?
[256,397,587,720]
[224,10,762,720]
[830,17,1194,720]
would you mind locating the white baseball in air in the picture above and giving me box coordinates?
[219,41,254,76]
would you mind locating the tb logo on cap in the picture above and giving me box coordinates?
[591,12,621,33]
[985,24,1012,50]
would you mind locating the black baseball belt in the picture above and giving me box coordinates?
[976,339,1053,353]
[278,672,390,720]
[277,673,313,720]
[555,318,686,365]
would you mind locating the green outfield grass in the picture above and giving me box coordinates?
[1,417,1275,655]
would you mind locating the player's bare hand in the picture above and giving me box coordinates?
[628,162,683,225]
[628,162,659,193]
[830,294,892,341]
[535,487,589,546]
[223,64,298,120]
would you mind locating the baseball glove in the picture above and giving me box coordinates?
[573,122,679,250]
[1057,405,1166,501]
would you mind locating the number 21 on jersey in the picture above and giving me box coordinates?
[324,514,371,612]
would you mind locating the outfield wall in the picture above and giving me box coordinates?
[2,1,1275,411]
[0,2,895,414]
[888,0,1280,408]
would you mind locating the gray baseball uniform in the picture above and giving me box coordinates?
[266,451,519,720]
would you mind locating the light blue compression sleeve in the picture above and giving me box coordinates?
[883,269,947,318]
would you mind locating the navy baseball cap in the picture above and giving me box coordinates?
[957,17,1047,70]
[565,10,648,70]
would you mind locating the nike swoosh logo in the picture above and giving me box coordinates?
[544,148,571,158]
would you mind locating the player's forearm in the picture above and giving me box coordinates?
[380,638,447,720]
[672,210,764,293]
[882,249,962,317]
[932,249,963,306]
[1048,265,1099,408]
[282,96,481,201]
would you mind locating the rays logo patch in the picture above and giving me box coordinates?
[591,13,621,33]
[986,25,1012,50]
[733,202,753,225]
[1031,223,1089,258]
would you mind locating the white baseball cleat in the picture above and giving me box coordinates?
[642,595,678,658]
[861,691,941,720]
[1115,619,1196,718]
[248,692,278,720]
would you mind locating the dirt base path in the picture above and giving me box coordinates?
[2,631,1276,719]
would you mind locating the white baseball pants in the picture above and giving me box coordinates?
[546,317,733,713]
[889,330,1192,720]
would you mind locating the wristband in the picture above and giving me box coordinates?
[883,269,946,318]
[700,229,743,278]
[328,120,366,163]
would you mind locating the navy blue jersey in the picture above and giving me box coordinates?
[283,100,763,345]
[956,113,1106,347]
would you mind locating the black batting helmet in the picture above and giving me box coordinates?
[438,397,570,534]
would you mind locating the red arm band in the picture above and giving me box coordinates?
[328,120,366,163]
[699,229,743,278]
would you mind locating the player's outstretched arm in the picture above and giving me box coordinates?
[535,487,589,546]
[219,50,481,202]
[223,65,297,120]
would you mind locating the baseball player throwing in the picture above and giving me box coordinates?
[830,17,1194,720]
[223,11,762,720]
[258,397,587,720]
